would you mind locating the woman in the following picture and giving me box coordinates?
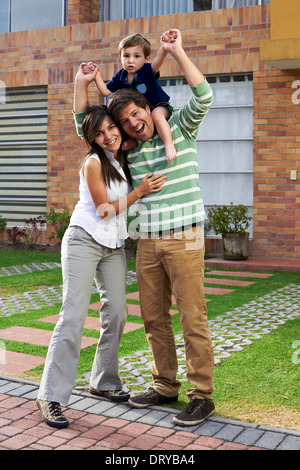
[36,79,166,429]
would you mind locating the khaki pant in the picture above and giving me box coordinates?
[136,227,215,400]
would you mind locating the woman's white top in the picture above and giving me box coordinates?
[69,151,129,249]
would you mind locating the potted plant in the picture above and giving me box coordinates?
[206,203,252,260]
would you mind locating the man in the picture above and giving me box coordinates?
[74,29,215,426]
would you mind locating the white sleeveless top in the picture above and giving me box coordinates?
[70,151,129,248]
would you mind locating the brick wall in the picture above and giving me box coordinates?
[0,4,299,258]
[68,0,100,25]
[253,69,300,259]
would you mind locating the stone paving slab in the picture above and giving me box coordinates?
[208,270,274,278]
[0,351,45,375]
[0,326,98,349]
[204,277,255,286]
[1,375,300,450]
[38,313,144,334]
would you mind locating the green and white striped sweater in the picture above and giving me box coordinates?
[74,79,213,233]
[127,79,213,233]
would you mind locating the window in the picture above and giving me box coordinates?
[100,0,270,21]
[0,0,66,34]
[100,0,211,21]
[212,1,269,8]
[161,75,254,236]
[0,87,48,227]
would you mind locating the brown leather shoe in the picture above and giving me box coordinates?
[173,398,215,426]
[128,387,178,409]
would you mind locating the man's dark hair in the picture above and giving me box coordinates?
[108,89,153,123]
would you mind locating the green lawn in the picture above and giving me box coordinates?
[0,249,299,431]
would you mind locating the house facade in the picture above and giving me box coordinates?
[0,0,299,260]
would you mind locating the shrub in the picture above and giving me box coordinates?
[44,208,71,242]
[24,216,46,245]
[7,226,27,245]
[0,215,7,233]
[207,203,252,235]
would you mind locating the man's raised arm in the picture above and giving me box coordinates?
[161,29,205,87]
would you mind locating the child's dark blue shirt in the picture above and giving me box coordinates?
[106,63,170,107]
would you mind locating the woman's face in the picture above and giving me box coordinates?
[93,115,122,157]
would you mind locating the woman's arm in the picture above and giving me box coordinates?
[74,63,99,113]
[83,158,166,221]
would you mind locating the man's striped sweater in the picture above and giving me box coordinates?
[126,79,213,233]
[74,79,213,233]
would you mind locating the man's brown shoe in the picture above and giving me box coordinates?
[173,398,215,426]
[128,387,178,409]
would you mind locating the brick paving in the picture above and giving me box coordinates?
[0,376,300,451]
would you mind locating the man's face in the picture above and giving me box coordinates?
[117,102,154,142]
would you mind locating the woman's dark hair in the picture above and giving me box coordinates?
[81,105,131,187]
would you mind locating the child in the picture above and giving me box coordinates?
[85,30,177,163]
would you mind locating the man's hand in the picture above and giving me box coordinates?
[161,29,182,53]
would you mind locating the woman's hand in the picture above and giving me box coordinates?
[136,173,167,198]
[75,62,99,86]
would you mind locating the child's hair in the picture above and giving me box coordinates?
[118,33,151,58]
[81,105,131,187]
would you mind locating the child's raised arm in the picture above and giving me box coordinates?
[82,61,112,98]
[151,30,176,75]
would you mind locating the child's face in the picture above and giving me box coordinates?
[120,45,149,75]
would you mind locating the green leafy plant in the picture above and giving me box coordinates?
[0,215,7,232]
[207,203,252,235]
[44,208,71,242]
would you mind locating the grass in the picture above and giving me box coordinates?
[0,249,61,268]
[0,248,299,430]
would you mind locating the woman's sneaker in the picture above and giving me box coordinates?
[88,386,130,402]
[36,399,69,429]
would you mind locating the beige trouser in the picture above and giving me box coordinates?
[136,226,215,400]
[37,226,127,406]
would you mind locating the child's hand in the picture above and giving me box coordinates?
[82,61,98,75]
[161,29,178,44]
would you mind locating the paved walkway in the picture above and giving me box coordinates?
[0,261,300,450]
[1,375,300,451]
